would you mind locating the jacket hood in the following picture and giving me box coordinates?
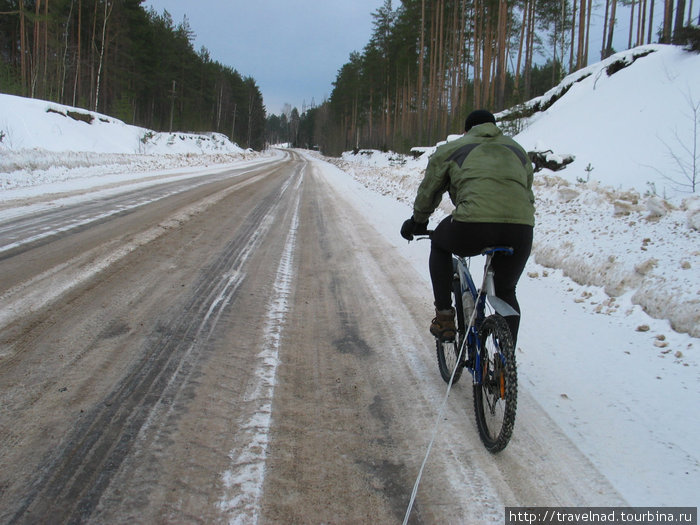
[466,122,502,138]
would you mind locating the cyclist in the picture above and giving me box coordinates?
[400,109,535,345]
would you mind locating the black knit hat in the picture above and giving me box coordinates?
[464,109,496,132]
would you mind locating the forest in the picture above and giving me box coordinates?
[0,0,266,150]
[2,1,697,156]
[267,0,699,155]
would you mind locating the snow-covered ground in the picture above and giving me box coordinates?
[1,43,698,507]
[0,92,259,195]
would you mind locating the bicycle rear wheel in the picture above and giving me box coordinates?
[473,314,517,452]
[435,276,465,384]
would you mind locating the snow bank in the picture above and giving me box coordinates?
[0,93,244,155]
[0,93,256,193]
[0,150,263,193]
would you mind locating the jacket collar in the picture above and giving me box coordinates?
[466,122,502,138]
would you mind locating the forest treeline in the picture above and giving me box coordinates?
[0,0,266,150]
[267,0,699,156]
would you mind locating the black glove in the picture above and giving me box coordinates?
[400,217,429,241]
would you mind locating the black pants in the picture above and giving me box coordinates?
[430,217,533,344]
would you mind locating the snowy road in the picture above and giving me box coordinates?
[0,152,623,523]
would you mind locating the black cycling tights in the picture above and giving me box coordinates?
[430,217,533,345]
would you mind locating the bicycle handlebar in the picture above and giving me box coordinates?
[411,230,513,256]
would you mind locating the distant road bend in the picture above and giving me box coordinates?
[0,150,624,523]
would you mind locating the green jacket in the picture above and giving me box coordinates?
[413,122,535,226]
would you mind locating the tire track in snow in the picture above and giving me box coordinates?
[0,170,272,331]
[217,170,303,524]
[6,166,299,523]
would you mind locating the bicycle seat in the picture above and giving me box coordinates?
[481,246,514,256]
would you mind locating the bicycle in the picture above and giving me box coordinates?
[418,234,518,453]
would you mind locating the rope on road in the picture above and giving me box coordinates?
[403,337,467,525]
[402,306,477,524]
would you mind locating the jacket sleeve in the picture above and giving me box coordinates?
[413,153,450,223]
[525,148,535,205]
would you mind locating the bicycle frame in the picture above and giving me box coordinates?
[453,247,515,384]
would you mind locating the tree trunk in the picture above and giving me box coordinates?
[61,0,74,102]
[436,0,445,135]
[584,0,593,66]
[473,0,482,109]
[576,0,586,70]
[514,0,528,97]
[524,0,535,97]
[674,0,687,41]
[662,0,673,43]
[601,0,610,59]
[496,0,508,110]
[569,0,577,70]
[628,0,635,48]
[455,0,467,121]
[44,0,49,97]
[426,0,437,140]
[73,0,82,107]
[19,0,27,95]
[89,1,98,108]
[638,0,647,46]
[482,11,493,108]
[417,0,425,143]
[449,1,460,124]
[95,0,113,111]
[686,0,694,25]
[605,0,617,57]
[31,0,41,97]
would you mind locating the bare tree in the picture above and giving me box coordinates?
[653,91,700,193]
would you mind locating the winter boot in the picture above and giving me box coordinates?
[430,307,456,340]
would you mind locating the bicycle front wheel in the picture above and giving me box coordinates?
[436,338,464,384]
[473,315,517,453]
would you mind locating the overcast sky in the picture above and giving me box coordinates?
[142,0,385,116]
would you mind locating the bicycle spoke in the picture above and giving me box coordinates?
[473,315,517,453]
[436,337,464,384]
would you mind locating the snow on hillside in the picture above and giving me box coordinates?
[510,45,700,197]
[0,93,244,155]
[0,92,256,193]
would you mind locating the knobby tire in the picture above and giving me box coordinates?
[473,314,517,453]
